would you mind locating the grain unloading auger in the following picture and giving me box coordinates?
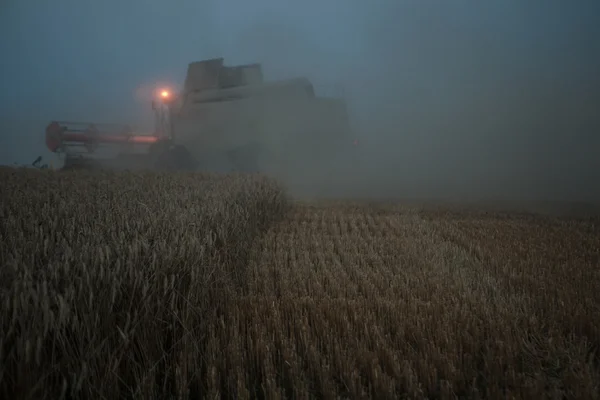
[45,58,359,174]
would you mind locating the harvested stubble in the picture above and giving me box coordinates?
[0,167,287,399]
[209,202,600,399]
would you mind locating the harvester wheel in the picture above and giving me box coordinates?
[153,144,197,171]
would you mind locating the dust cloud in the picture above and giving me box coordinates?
[1,0,599,206]
[224,1,600,205]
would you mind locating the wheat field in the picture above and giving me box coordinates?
[1,167,599,399]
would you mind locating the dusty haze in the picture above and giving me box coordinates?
[1,0,599,203]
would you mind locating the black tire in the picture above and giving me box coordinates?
[154,145,198,171]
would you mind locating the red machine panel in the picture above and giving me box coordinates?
[45,121,160,153]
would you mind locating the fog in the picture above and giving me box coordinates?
[1,0,599,203]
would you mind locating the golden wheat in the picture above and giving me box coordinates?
[1,167,598,399]
[0,167,287,399]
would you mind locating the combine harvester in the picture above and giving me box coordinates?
[45,58,358,179]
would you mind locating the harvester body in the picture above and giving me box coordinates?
[45,58,355,176]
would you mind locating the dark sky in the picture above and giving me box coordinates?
[1,1,599,201]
